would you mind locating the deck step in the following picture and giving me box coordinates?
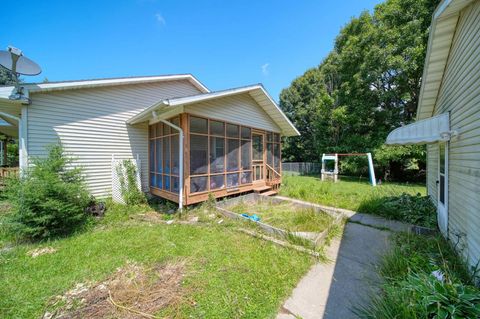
[261,190,278,197]
[254,186,271,193]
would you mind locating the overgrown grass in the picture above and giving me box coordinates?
[0,201,314,318]
[356,233,480,318]
[228,200,334,233]
[280,175,436,227]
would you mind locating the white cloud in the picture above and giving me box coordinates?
[155,13,166,25]
[261,63,270,76]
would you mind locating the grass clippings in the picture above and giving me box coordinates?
[46,260,187,319]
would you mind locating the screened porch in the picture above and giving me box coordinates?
[148,113,282,205]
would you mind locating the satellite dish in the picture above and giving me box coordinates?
[0,46,42,101]
[0,46,42,76]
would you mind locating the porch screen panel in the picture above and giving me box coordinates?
[227,139,239,172]
[266,132,281,173]
[148,116,180,194]
[190,135,208,174]
[189,115,253,194]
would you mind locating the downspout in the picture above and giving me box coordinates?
[154,115,184,210]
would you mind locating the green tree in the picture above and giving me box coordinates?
[280,0,439,180]
[0,68,16,86]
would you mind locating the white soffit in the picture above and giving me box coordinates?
[417,0,474,120]
[386,113,451,145]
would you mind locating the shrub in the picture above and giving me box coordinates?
[5,144,91,240]
[116,159,146,206]
[361,273,480,319]
[358,192,437,228]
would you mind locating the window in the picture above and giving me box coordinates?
[163,123,170,136]
[210,175,225,190]
[189,116,253,194]
[210,137,225,173]
[227,139,239,172]
[227,173,239,188]
[241,127,251,139]
[163,137,170,174]
[163,174,170,191]
[274,143,280,172]
[210,120,224,136]
[241,140,251,170]
[190,116,208,134]
[149,140,155,173]
[191,176,207,193]
[267,143,273,166]
[241,171,252,184]
[171,135,179,175]
[226,124,239,138]
[148,116,180,194]
[252,134,263,160]
[266,131,281,173]
[190,135,208,174]
[156,139,162,173]
[171,176,179,193]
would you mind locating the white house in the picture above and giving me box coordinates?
[386,0,480,271]
[0,74,298,207]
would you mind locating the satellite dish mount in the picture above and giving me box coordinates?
[0,46,42,101]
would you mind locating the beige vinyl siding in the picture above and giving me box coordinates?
[426,143,439,204]
[184,93,281,132]
[432,1,480,267]
[27,80,201,197]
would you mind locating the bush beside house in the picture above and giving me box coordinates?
[5,144,91,240]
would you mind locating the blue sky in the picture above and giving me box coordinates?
[1,0,382,99]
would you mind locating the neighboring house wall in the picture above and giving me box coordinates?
[184,93,282,133]
[26,80,202,197]
[427,1,480,266]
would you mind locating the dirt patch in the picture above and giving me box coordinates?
[45,260,187,319]
[27,247,56,258]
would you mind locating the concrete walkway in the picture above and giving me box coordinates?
[277,222,391,319]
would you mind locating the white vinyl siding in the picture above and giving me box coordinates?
[430,1,480,268]
[27,80,201,197]
[184,93,281,132]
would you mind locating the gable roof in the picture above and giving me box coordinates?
[0,74,209,103]
[127,84,300,137]
[417,0,475,120]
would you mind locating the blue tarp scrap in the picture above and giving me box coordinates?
[241,213,260,222]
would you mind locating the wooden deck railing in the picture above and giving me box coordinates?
[265,163,281,191]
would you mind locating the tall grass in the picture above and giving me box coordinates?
[280,175,436,227]
[356,233,480,319]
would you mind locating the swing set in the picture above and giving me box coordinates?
[321,153,377,186]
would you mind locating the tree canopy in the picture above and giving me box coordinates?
[280,0,439,180]
[0,68,16,86]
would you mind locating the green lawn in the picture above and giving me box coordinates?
[280,175,436,228]
[0,204,314,318]
[228,200,334,233]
